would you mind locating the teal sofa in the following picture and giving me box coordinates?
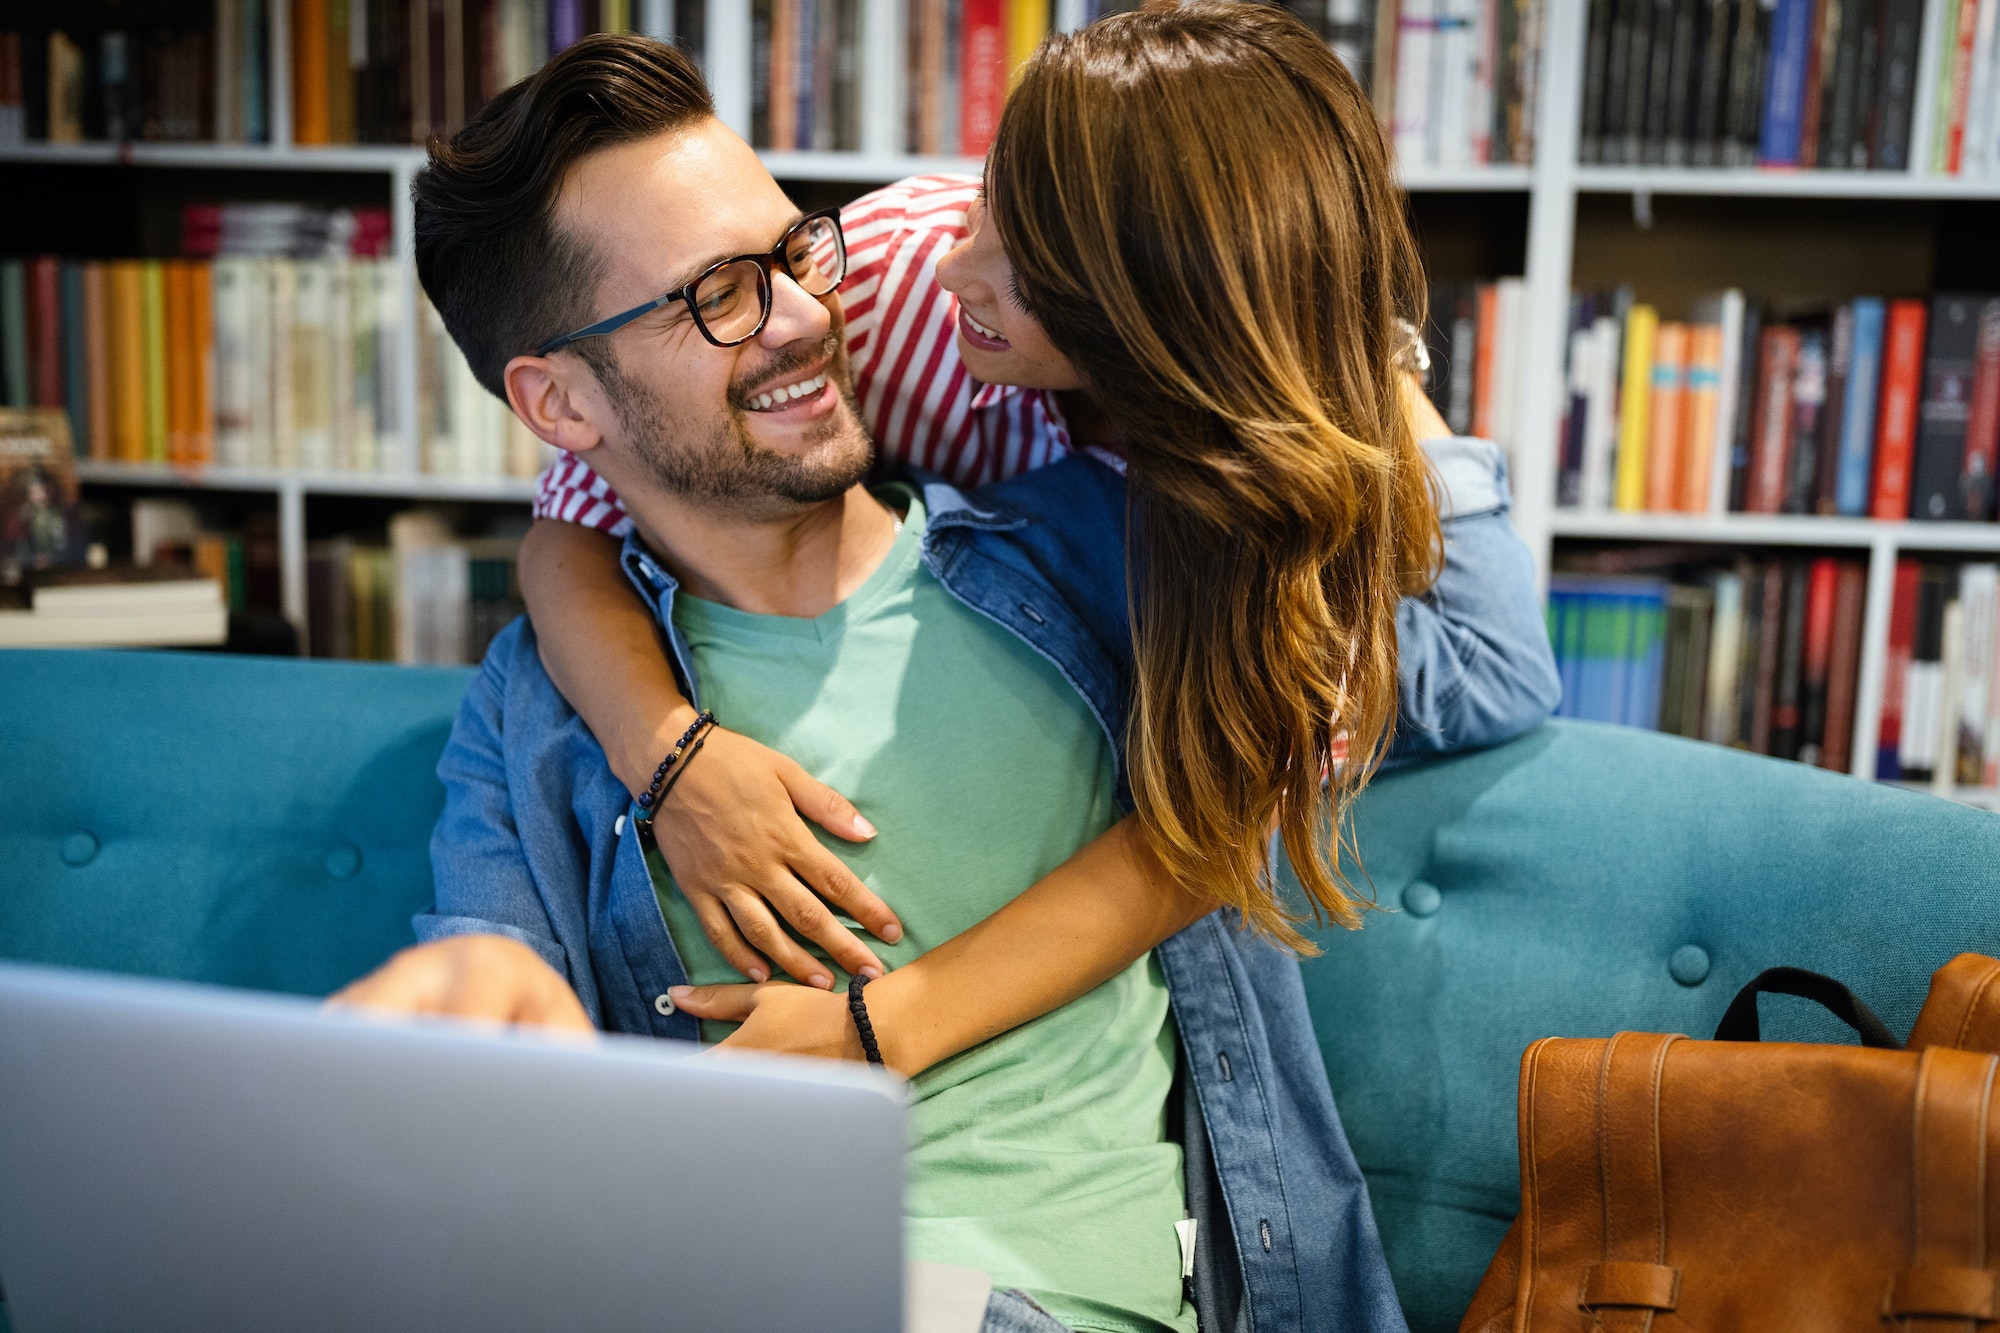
[5,649,1999,1332]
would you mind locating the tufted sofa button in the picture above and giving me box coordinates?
[1401,881,1442,917]
[1669,945,1711,987]
[59,832,99,867]
[325,845,363,880]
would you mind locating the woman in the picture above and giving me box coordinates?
[518,2,1546,1051]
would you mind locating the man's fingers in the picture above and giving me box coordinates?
[720,889,834,990]
[791,846,901,946]
[775,761,876,842]
[667,982,764,1021]
[686,894,774,984]
[762,872,884,980]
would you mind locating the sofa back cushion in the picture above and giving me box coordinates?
[0,649,472,998]
[1302,720,2000,1332]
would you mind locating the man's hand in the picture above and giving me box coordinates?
[328,934,594,1032]
[672,980,906,1072]
[655,725,903,990]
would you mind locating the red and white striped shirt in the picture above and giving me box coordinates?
[532,174,1083,536]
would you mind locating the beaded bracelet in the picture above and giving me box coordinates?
[637,710,715,814]
[847,974,886,1067]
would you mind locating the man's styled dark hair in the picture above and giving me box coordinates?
[412,34,714,399]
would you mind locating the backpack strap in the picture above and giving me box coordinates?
[1885,1047,2000,1326]
[1582,1032,1684,1332]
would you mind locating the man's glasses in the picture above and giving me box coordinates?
[534,209,847,356]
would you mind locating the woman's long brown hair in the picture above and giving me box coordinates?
[987,0,1442,952]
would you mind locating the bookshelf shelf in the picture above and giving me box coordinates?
[0,142,430,173]
[1571,166,2000,202]
[76,461,537,504]
[1550,512,2000,554]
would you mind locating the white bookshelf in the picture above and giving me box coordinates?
[13,0,2000,804]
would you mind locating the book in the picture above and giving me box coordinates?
[1813,303,1853,513]
[1909,292,1985,521]
[59,263,88,459]
[1796,555,1839,766]
[960,0,1005,157]
[1900,563,1949,781]
[1955,563,1998,784]
[1870,297,1928,519]
[1646,320,1689,511]
[1726,297,1763,509]
[1681,322,1724,511]
[82,262,108,463]
[0,408,86,585]
[1759,0,1815,162]
[1834,296,1885,516]
[1960,296,2000,520]
[1872,0,1925,168]
[1878,557,1920,779]
[1749,560,1786,754]
[1769,557,1810,760]
[1821,558,1866,773]
[0,260,25,406]
[1703,566,1745,744]
[1782,323,1828,514]
[141,260,168,464]
[1747,323,1799,514]
[1615,303,1658,511]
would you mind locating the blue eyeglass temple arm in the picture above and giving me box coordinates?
[533,292,680,358]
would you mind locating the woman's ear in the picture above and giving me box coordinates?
[504,354,606,456]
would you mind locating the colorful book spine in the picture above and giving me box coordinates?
[1614,302,1658,511]
[27,256,61,408]
[1758,0,1815,164]
[960,0,1007,156]
[1748,324,1800,514]
[1878,558,1920,778]
[1871,299,1928,519]
[1645,320,1689,512]
[1835,296,1885,516]
[141,260,168,464]
[1682,322,1723,512]
[0,259,27,407]
[106,260,145,462]
[1782,325,1827,514]
[1797,556,1839,766]
[83,262,110,461]
[1960,297,2000,521]
[294,0,332,145]
[1008,0,1050,84]
[1822,560,1866,773]
[1910,293,1983,520]
[59,262,88,458]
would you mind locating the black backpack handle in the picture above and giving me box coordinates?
[1713,966,1902,1050]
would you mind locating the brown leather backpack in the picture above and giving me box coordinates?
[1461,957,2000,1331]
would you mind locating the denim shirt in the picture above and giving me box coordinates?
[419,438,1555,1333]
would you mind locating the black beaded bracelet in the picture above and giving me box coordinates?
[637,710,715,813]
[636,718,715,848]
[847,974,886,1067]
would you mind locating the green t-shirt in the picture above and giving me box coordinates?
[644,487,1196,1333]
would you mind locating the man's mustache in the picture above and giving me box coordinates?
[727,334,845,411]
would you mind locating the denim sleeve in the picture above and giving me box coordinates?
[413,646,572,980]
[1384,436,1561,768]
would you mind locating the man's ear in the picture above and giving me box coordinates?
[504,354,607,456]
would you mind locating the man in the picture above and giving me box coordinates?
[338,34,1555,1333]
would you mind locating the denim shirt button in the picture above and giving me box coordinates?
[654,992,676,1016]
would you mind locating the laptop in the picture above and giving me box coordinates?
[0,963,992,1333]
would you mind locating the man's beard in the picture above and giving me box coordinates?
[598,333,873,513]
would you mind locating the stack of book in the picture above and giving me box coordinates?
[1877,558,2000,788]
[1557,288,2000,522]
[1579,0,1928,170]
[1927,0,2000,177]
[1423,276,1532,459]
[0,1,705,148]
[306,510,523,664]
[1549,553,1869,773]
[0,202,554,482]
[1382,0,1544,167]
[0,571,229,648]
[752,1,862,153]
[898,0,1047,156]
